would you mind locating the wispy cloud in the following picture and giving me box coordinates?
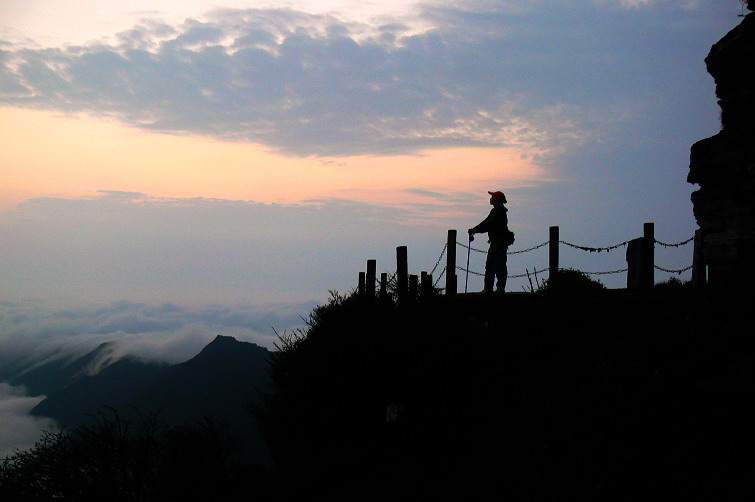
[405,189,456,201]
[0,2,731,157]
[404,188,480,205]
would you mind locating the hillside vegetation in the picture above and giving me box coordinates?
[258,280,753,500]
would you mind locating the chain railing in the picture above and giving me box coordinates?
[359,224,699,298]
[433,267,446,287]
[508,267,549,279]
[655,237,694,248]
[430,243,447,275]
[559,240,629,253]
[451,227,695,283]
[654,264,693,274]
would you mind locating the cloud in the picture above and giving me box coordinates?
[0,383,58,458]
[404,189,482,207]
[0,2,735,157]
[0,297,317,371]
[405,188,457,201]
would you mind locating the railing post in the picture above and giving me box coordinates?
[642,222,654,290]
[409,274,418,302]
[397,246,408,304]
[549,226,559,288]
[626,238,642,290]
[380,272,388,301]
[358,271,365,297]
[692,229,706,288]
[446,230,457,295]
[366,259,376,299]
[420,271,433,299]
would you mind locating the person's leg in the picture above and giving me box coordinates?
[489,243,507,292]
[484,251,495,292]
[496,256,507,292]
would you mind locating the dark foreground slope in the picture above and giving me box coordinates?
[258,288,754,501]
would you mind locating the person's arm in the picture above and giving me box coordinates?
[469,213,492,235]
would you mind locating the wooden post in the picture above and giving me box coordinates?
[409,274,418,302]
[420,271,432,299]
[380,272,388,301]
[692,229,705,288]
[641,222,654,290]
[549,226,559,289]
[366,259,376,299]
[626,237,642,290]
[446,229,457,295]
[397,246,408,304]
[358,271,365,297]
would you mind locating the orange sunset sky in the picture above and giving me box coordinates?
[1,106,544,218]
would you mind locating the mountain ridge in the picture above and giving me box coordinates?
[5,342,119,397]
[28,335,272,465]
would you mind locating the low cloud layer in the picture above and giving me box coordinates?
[0,383,58,458]
[0,298,316,375]
[0,2,737,157]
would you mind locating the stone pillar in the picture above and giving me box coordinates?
[687,10,755,290]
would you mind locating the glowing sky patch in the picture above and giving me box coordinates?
[1,107,542,216]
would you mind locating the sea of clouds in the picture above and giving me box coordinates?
[0,298,316,457]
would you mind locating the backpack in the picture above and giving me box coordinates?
[503,229,515,247]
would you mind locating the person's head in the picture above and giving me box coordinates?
[488,191,507,206]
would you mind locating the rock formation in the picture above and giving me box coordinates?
[688,1,755,288]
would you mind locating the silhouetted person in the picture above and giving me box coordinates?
[468,191,510,293]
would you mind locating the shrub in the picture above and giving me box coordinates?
[653,276,692,292]
[538,268,607,295]
[0,408,238,501]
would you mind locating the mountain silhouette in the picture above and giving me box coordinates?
[30,335,272,465]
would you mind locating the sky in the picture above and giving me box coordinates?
[0,0,746,454]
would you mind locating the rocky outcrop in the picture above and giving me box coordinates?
[688,3,755,288]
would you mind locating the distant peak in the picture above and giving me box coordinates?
[196,335,243,356]
[211,334,239,344]
[186,334,268,366]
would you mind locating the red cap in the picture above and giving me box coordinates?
[488,191,507,203]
